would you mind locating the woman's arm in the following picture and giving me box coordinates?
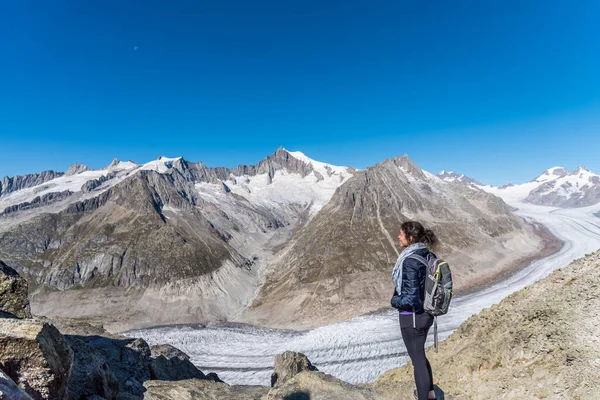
[400,257,422,310]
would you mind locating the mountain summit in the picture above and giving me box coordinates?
[525,166,600,207]
[437,170,482,186]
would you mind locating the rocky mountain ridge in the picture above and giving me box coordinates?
[1,149,548,331]
[0,170,64,197]
[0,148,355,330]
[436,170,482,186]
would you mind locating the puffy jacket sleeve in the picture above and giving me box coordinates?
[400,257,422,310]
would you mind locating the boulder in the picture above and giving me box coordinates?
[65,335,151,398]
[65,336,119,400]
[266,371,390,400]
[0,261,31,319]
[0,319,73,400]
[149,344,205,381]
[0,367,33,400]
[143,379,269,400]
[270,351,318,387]
[205,372,224,383]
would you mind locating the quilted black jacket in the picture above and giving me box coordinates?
[390,247,431,313]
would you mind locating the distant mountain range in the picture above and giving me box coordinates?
[0,149,552,330]
[437,166,600,207]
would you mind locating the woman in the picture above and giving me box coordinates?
[391,221,438,400]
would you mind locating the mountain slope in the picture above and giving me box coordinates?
[371,249,600,399]
[0,149,354,330]
[239,155,548,329]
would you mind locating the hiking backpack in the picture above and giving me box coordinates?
[409,253,453,352]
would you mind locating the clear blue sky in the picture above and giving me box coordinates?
[1,0,599,186]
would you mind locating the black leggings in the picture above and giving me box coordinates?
[400,312,434,400]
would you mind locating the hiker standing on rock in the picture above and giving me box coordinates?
[391,221,438,400]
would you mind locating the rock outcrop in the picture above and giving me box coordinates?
[149,344,205,381]
[0,319,73,400]
[370,250,600,399]
[1,190,74,216]
[64,163,89,176]
[65,335,120,399]
[0,261,31,318]
[266,351,388,399]
[267,370,389,400]
[143,379,269,400]
[0,170,63,197]
[143,350,388,400]
[271,351,318,387]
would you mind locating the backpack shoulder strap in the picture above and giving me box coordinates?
[407,254,428,267]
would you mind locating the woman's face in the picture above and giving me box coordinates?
[398,229,411,247]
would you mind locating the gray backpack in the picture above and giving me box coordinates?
[409,253,453,352]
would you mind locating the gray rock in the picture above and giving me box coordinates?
[271,351,318,387]
[0,367,33,400]
[106,158,121,169]
[143,379,268,400]
[204,372,224,383]
[65,336,119,400]
[81,173,116,193]
[0,319,73,400]
[266,371,389,400]
[65,163,90,176]
[149,344,205,381]
[0,260,32,318]
[0,170,63,197]
[1,190,73,216]
[66,335,150,398]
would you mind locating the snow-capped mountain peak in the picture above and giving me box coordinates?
[436,170,481,185]
[140,156,183,173]
[198,148,355,218]
[480,166,600,208]
[533,166,569,183]
[286,149,353,176]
